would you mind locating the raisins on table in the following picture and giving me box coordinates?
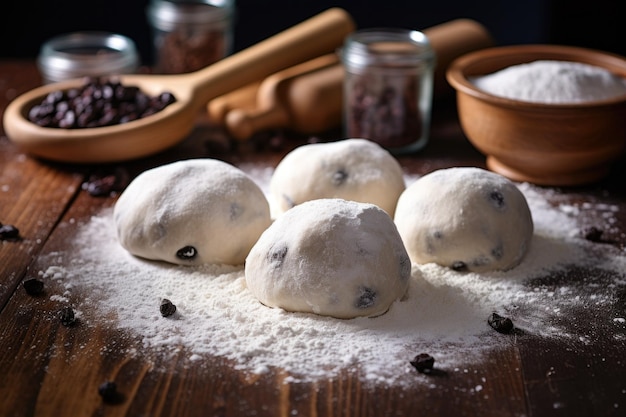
[83,167,130,197]
[27,77,176,129]
[98,381,121,403]
[488,312,514,334]
[59,306,77,327]
[0,224,20,240]
[410,353,435,374]
[160,299,177,317]
[581,226,604,242]
[23,278,44,296]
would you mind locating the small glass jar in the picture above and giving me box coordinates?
[37,32,140,84]
[341,28,436,154]
[147,0,235,74]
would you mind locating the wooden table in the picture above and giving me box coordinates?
[1,60,625,417]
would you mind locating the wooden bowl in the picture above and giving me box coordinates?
[446,44,626,186]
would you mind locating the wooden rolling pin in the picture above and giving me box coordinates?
[206,81,261,125]
[425,18,494,97]
[225,53,340,139]
[216,18,494,139]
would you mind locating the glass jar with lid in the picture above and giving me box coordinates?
[37,32,140,84]
[341,28,436,154]
[147,0,235,74]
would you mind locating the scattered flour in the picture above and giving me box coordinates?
[471,60,626,103]
[38,173,626,386]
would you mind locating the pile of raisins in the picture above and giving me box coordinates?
[27,77,176,129]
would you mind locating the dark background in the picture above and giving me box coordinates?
[1,0,623,65]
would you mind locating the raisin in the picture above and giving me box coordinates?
[23,278,44,296]
[0,224,20,240]
[491,244,504,260]
[581,226,604,242]
[229,202,243,220]
[332,169,349,186]
[451,261,467,271]
[355,286,377,309]
[83,167,129,197]
[281,194,296,209]
[176,246,197,260]
[160,299,177,317]
[59,306,77,327]
[488,312,514,334]
[399,255,411,279]
[98,381,120,403]
[410,353,435,374]
[268,245,288,268]
[488,190,506,209]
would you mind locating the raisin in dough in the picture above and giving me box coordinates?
[114,159,271,266]
[245,199,411,319]
[269,139,405,216]
[394,167,533,272]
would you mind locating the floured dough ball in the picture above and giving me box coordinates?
[394,167,533,272]
[269,139,405,216]
[114,159,271,266]
[245,198,411,319]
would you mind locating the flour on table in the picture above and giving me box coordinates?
[39,171,626,386]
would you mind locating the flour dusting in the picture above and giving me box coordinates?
[39,174,626,386]
[472,60,626,103]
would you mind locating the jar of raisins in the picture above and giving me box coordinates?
[147,0,235,74]
[37,32,140,84]
[341,28,435,154]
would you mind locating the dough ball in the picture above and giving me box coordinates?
[114,159,271,266]
[245,198,411,319]
[269,139,405,216]
[394,167,533,272]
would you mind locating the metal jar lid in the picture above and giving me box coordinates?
[147,0,234,31]
[37,32,140,84]
[341,28,436,73]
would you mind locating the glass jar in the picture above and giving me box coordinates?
[147,0,235,74]
[341,28,436,154]
[37,32,140,84]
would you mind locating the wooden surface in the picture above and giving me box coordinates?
[1,60,626,417]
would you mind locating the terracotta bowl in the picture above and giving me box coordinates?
[446,44,626,186]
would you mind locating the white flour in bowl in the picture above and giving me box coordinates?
[37,172,626,387]
[471,60,626,103]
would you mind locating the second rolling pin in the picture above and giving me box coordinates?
[225,53,341,140]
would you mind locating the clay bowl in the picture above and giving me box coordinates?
[446,44,626,186]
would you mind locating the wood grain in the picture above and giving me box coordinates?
[1,60,625,417]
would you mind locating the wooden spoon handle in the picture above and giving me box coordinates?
[186,8,355,109]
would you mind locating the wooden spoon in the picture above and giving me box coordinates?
[3,8,355,163]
